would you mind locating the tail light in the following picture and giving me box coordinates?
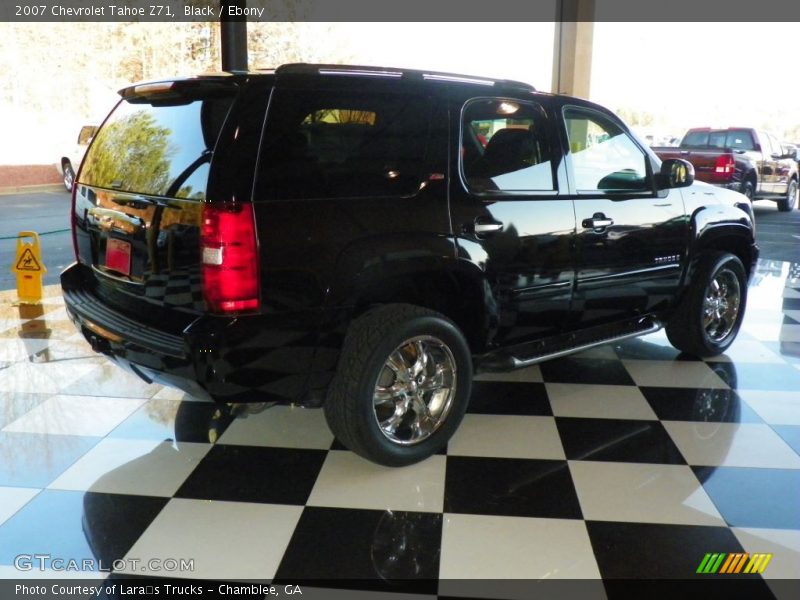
[200,201,260,313]
[714,154,735,180]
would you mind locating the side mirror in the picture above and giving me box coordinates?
[656,158,694,190]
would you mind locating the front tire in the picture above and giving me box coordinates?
[777,179,797,212]
[666,252,747,357]
[324,304,472,466]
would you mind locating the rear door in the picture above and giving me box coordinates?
[561,105,688,328]
[73,78,240,330]
[450,95,575,346]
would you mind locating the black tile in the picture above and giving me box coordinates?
[175,445,326,505]
[444,456,582,519]
[275,506,440,594]
[588,522,776,600]
[772,425,800,455]
[640,387,762,424]
[587,520,751,579]
[0,432,100,488]
[467,381,552,415]
[108,400,234,443]
[556,417,686,464]
[0,490,167,569]
[709,361,800,392]
[539,357,635,386]
[613,338,701,361]
[694,466,800,530]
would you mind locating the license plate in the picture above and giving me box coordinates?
[105,238,131,276]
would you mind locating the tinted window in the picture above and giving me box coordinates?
[564,108,648,192]
[256,89,431,200]
[461,99,554,193]
[80,92,235,199]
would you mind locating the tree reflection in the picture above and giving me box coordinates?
[81,111,173,194]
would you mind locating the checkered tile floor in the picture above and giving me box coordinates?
[0,260,799,599]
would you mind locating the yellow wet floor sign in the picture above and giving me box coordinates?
[11,231,47,303]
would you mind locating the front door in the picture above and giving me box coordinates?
[561,105,688,328]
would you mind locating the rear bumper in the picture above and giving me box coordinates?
[60,263,324,404]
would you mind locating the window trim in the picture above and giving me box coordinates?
[458,96,559,199]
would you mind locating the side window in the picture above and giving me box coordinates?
[461,98,554,193]
[768,133,782,157]
[257,89,431,200]
[564,108,649,193]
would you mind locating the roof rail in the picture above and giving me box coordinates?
[274,63,535,91]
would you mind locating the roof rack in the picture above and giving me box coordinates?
[273,63,536,92]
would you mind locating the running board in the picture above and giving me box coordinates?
[476,318,662,372]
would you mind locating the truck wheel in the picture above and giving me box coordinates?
[666,252,747,358]
[778,179,797,212]
[324,304,472,466]
[62,161,75,191]
[740,180,754,201]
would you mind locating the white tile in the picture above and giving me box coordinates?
[3,395,146,437]
[663,422,800,469]
[572,345,619,360]
[475,365,543,383]
[307,451,445,512]
[447,414,564,460]
[60,362,161,398]
[622,360,729,388]
[151,387,188,401]
[0,361,98,394]
[738,391,800,425]
[546,383,657,420]
[440,514,601,582]
[569,461,725,526]
[0,486,39,525]
[219,405,334,450]
[48,439,210,496]
[705,340,787,364]
[120,498,303,580]
[732,527,800,581]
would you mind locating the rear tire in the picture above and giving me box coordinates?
[666,252,747,358]
[62,161,75,191]
[777,179,797,212]
[324,304,472,466]
[740,180,754,201]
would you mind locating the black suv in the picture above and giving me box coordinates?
[62,64,758,466]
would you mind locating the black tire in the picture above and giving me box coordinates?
[62,161,75,191]
[324,304,472,466]
[777,178,797,212]
[740,180,754,201]
[666,252,747,358]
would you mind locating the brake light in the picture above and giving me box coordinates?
[714,154,735,178]
[200,201,260,313]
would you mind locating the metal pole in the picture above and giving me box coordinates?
[220,0,248,71]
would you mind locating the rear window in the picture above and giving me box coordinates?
[682,129,754,151]
[256,89,432,200]
[80,89,235,199]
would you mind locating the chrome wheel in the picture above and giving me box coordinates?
[703,268,741,343]
[372,335,457,446]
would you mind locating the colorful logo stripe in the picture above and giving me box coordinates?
[696,553,773,574]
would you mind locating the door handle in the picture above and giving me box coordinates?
[582,213,614,229]
[473,217,504,236]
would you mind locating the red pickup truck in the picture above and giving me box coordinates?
[653,127,798,211]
